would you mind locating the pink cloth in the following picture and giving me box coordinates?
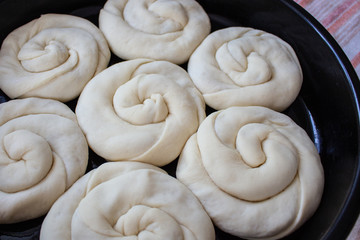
[294,0,360,78]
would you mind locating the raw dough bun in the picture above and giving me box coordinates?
[76,59,205,166]
[176,106,324,239]
[99,0,210,64]
[188,27,303,111]
[0,13,110,102]
[40,161,215,240]
[0,98,88,224]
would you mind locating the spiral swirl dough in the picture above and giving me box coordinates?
[0,98,89,224]
[75,58,206,166]
[176,106,324,239]
[98,0,211,64]
[187,27,303,111]
[0,13,110,102]
[40,161,215,240]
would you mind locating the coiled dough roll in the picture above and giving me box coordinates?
[176,106,324,239]
[0,98,88,224]
[40,161,215,240]
[188,27,303,111]
[99,0,210,64]
[76,58,205,166]
[0,14,110,102]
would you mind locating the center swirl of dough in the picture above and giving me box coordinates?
[0,129,53,193]
[113,74,169,125]
[215,37,273,87]
[114,205,183,238]
[17,28,98,73]
[124,0,188,34]
[199,109,299,201]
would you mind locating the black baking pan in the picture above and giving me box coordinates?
[0,0,359,239]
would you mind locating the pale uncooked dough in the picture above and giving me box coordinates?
[76,58,205,166]
[176,106,324,239]
[188,27,303,111]
[0,13,110,102]
[40,161,215,240]
[0,98,88,224]
[99,0,210,64]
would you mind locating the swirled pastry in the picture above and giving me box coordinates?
[188,27,303,111]
[176,106,324,239]
[76,59,205,166]
[0,13,110,102]
[98,0,210,64]
[40,161,215,240]
[0,98,88,224]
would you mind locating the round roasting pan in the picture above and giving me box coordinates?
[0,0,359,239]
